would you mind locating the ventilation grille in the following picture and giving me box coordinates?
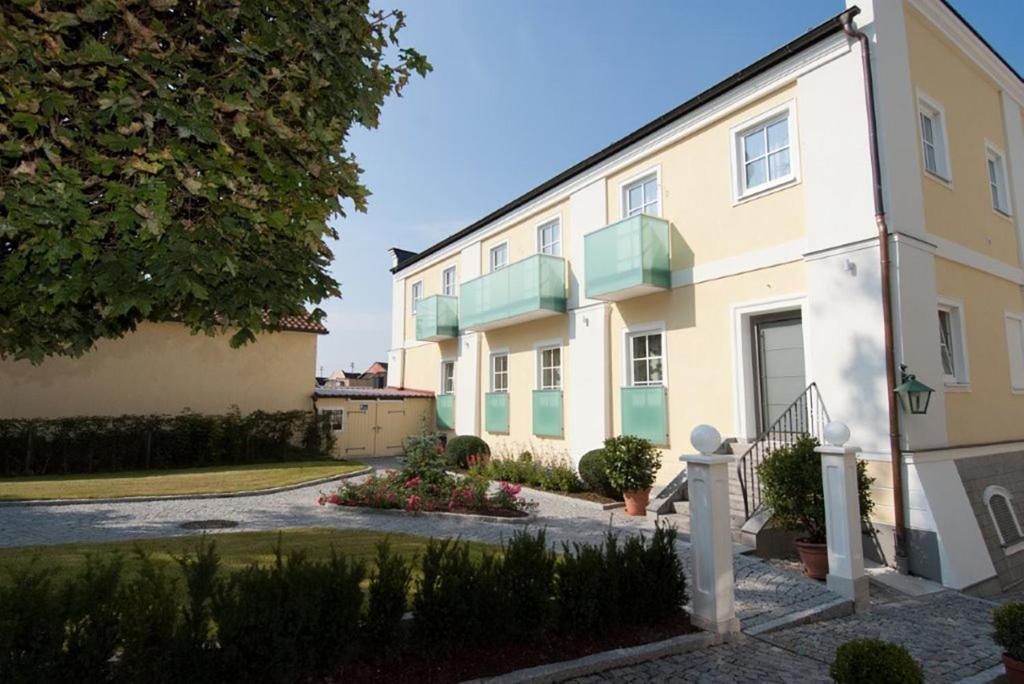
[989,493,1023,546]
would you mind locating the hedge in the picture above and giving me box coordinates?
[0,410,335,477]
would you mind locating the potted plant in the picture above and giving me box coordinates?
[603,435,661,516]
[994,602,1024,682]
[757,436,874,579]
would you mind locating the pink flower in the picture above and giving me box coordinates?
[317,495,326,506]
[327,493,342,505]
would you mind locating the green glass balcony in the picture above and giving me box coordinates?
[532,390,563,437]
[416,295,459,341]
[460,254,567,331]
[485,392,510,433]
[585,214,671,301]
[621,386,668,445]
[436,394,455,431]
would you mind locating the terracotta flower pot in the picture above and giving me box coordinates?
[622,488,651,516]
[1004,653,1024,684]
[795,539,829,580]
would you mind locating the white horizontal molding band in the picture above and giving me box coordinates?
[905,441,1024,464]
[394,35,851,278]
[671,239,806,288]
[930,234,1024,285]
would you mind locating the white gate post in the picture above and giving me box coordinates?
[816,421,869,612]
[681,425,740,635]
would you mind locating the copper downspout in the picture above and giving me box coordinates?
[841,8,909,573]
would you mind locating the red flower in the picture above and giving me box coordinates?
[317,495,326,506]
[327,493,342,505]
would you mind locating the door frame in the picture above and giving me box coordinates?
[731,295,811,442]
[750,311,805,435]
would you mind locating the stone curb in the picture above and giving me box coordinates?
[518,485,626,511]
[325,503,539,525]
[743,597,853,636]
[463,627,727,683]
[0,466,374,508]
[954,662,1004,684]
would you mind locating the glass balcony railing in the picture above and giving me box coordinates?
[436,394,454,431]
[460,254,567,331]
[532,390,563,437]
[585,214,671,301]
[416,295,459,341]
[620,386,668,445]
[485,392,510,434]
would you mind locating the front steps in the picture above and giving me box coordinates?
[670,443,756,546]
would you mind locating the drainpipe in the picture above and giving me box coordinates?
[840,8,909,574]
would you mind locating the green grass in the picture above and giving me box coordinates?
[0,460,366,501]
[0,527,499,588]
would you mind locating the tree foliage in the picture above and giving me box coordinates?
[0,0,430,361]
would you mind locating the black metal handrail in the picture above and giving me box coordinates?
[736,382,829,519]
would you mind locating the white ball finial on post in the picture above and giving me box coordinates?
[690,424,723,456]
[823,421,851,447]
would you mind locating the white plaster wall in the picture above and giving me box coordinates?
[454,332,481,435]
[567,178,607,310]
[567,303,611,463]
[386,348,404,388]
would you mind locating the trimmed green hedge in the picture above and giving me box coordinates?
[0,411,334,477]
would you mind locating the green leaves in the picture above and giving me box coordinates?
[0,0,430,361]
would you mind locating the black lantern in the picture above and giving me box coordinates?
[894,364,934,415]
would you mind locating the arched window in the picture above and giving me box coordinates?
[984,485,1024,554]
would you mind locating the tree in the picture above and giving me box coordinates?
[0,0,429,362]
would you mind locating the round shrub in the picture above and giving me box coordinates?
[445,435,491,469]
[994,602,1024,661]
[603,435,660,494]
[578,449,621,499]
[830,639,923,684]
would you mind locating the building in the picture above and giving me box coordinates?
[387,0,1024,593]
[1,315,327,417]
[314,385,433,458]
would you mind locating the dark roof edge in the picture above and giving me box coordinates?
[938,0,1023,86]
[391,7,856,274]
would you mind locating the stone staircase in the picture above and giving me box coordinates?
[668,440,756,546]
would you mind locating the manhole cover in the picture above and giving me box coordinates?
[179,519,239,530]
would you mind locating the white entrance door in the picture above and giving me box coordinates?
[754,316,806,431]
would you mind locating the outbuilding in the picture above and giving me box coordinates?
[313,386,434,458]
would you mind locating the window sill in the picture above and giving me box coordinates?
[993,207,1014,222]
[733,176,798,206]
[944,382,971,393]
[1003,541,1024,556]
[923,169,953,190]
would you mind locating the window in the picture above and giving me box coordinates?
[628,332,664,386]
[491,353,509,392]
[938,302,968,385]
[490,243,508,272]
[321,409,344,432]
[1006,314,1024,391]
[984,485,1024,554]
[623,174,659,218]
[918,97,950,180]
[442,266,457,297]
[441,360,455,394]
[988,147,1011,215]
[537,346,561,390]
[410,281,423,316]
[537,219,561,256]
[737,114,792,196]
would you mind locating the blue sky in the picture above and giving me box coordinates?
[316,0,1024,376]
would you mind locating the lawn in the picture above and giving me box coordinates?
[0,459,366,501]
[0,527,499,587]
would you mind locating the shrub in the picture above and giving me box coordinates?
[0,565,66,681]
[555,540,609,635]
[363,541,413,646]
[402,433,448,484]
[499,530,557,641]
[0,410,332,477]
[60,555,124,680]
[603,436,661,493]
[578,448,621,499]
[116,551,184,681]
[994,602,1024,661]
[757,436,875,543]
[412,538,493,650]
[830,639,923,684]
[445,435,491,469]
[476,455,584,493]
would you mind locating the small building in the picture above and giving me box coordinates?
[313,386,434,458]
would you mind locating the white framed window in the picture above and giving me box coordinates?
[442,266,457,296]
[410,280,423,316]
[938,301,969,386]
[987,145,1011,216]
[622,172,659,218]
[441,360,455,395]
[321,409,344,432]
[984,485,1024,555]
[627,330,665,387]
[918,94,951,181]
[537,219,561,256]
[489,243,508,272]
[1005,313,1024,392]
[490,353,509,392]
[537,346,562,390]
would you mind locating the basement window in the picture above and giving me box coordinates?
[984,485,1024,555]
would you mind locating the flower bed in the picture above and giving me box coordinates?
[319,469,534,517]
